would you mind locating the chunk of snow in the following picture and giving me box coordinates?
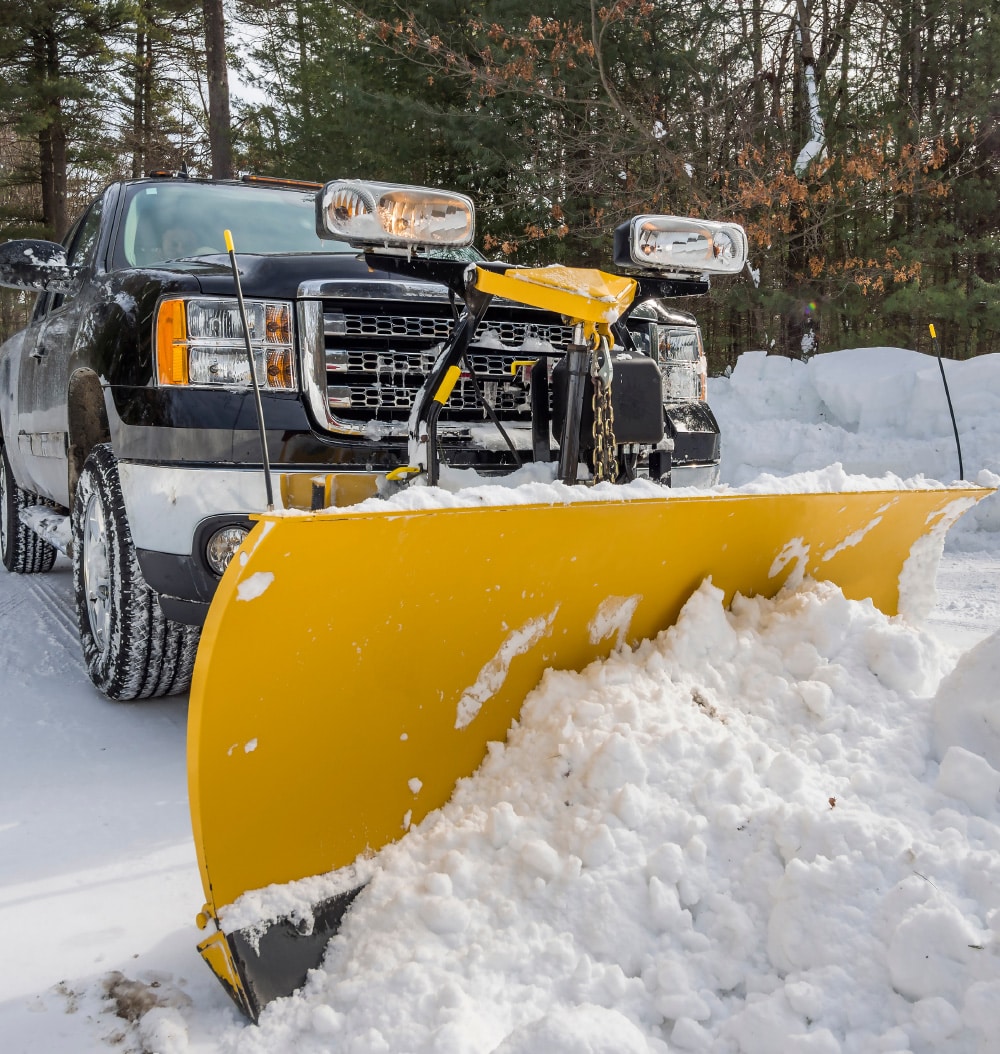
[236,570,274,601]
[455,608,559,729]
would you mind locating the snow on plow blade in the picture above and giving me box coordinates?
[187,484,986,1019]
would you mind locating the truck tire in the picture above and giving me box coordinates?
[0,440,57,574]
[71,444,200,700]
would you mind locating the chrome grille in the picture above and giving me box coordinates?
[333,313,454,341]
[322,302,573,425]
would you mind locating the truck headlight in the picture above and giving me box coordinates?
[614,216,748,277]
[155,297,295,389]
[657,326,707,402]
[316,180,475,249]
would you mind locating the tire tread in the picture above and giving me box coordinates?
[71,444,199,700]
[1,444,58,575]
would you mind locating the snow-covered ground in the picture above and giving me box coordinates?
[1,347,999,1054]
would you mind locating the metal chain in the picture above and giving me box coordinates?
[591,337,618,483]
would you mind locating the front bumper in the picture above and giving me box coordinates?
[121,463,386,625]
[670,462,721,488]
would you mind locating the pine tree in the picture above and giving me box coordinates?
[0,0,128,237]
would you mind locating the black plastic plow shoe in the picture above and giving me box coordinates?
[208,886,364,1022]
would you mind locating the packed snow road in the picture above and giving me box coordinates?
[0,557,231,1052]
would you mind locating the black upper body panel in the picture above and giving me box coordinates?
[1,175,717,488]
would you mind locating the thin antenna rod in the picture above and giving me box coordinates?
[929,323,964,482]
[225,229,275,509]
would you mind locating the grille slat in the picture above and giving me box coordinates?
[322,303,573,425]
[344,313,454,341]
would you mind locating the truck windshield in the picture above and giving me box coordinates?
[114,182,352,267]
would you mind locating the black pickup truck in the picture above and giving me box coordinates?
[0,173,724,700]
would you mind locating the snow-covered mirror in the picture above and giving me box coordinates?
[0,239,78,293]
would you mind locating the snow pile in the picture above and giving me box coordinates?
[217,347,1000,1054]
[932,633,1000,774]
[230,580,1000,1054]
[709,348,1000,546]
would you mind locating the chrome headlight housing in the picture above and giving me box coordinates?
[614,216,748,277]
[155,297,295,389]
[316,180,475,249]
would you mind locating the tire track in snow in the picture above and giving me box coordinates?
[928,552,1000,649]
[23,564,80,652]
[0,568,81,686]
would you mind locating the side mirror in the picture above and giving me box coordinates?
[0,239,79,294]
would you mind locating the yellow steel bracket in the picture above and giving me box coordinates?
[433,364,462,404]
[386,465,422,482]
[509,358,537,376]
[473,265,637,344]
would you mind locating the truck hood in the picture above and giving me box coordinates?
[171,252,447,301]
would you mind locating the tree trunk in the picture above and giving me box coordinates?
[35,24,67,237]
[132,23,149,179]
[202,0,233,178]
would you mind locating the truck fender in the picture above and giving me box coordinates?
[67,368,110,508]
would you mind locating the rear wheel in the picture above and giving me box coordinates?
[0,440,57,574]
[71,444,199,700]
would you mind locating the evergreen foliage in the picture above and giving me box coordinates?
[0,0,997,362]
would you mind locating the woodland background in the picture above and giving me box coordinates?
[1,0,998,370]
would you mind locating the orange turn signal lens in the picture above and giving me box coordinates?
[156,299,189,385]
[266,348,294,388]
[265,303,291,344]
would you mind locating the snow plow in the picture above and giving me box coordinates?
[185,181,992,1020]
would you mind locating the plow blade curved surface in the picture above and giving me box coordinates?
[187,485,985,1017]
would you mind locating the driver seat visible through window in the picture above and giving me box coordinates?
[132,226,163,266]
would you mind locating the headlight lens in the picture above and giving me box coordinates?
[155,298,295,389]
[317,179,475,248]
[656,325,707,403]
[614,216,748,276]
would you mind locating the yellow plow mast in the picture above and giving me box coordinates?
[186,181,993,1020]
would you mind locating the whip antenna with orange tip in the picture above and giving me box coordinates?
[929,323,964,481]
[225,229,275,509]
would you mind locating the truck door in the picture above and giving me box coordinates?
[16,197,104,505]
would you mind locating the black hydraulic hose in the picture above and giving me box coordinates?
[929,323,964,482]
[462,356,523,469]
[225,229,275,509]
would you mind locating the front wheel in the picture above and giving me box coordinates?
[0,440,57,574]
[71,444,199,700]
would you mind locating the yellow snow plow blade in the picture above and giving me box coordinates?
[187,484,987,1018]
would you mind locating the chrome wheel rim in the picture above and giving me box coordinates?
[82,491,112,655]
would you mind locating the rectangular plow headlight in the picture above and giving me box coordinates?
[316,180,475,249]
[155,297,295,390]
[614,216,748,277]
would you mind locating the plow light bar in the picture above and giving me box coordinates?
[614,216,748,277]
[317,180,475,249]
